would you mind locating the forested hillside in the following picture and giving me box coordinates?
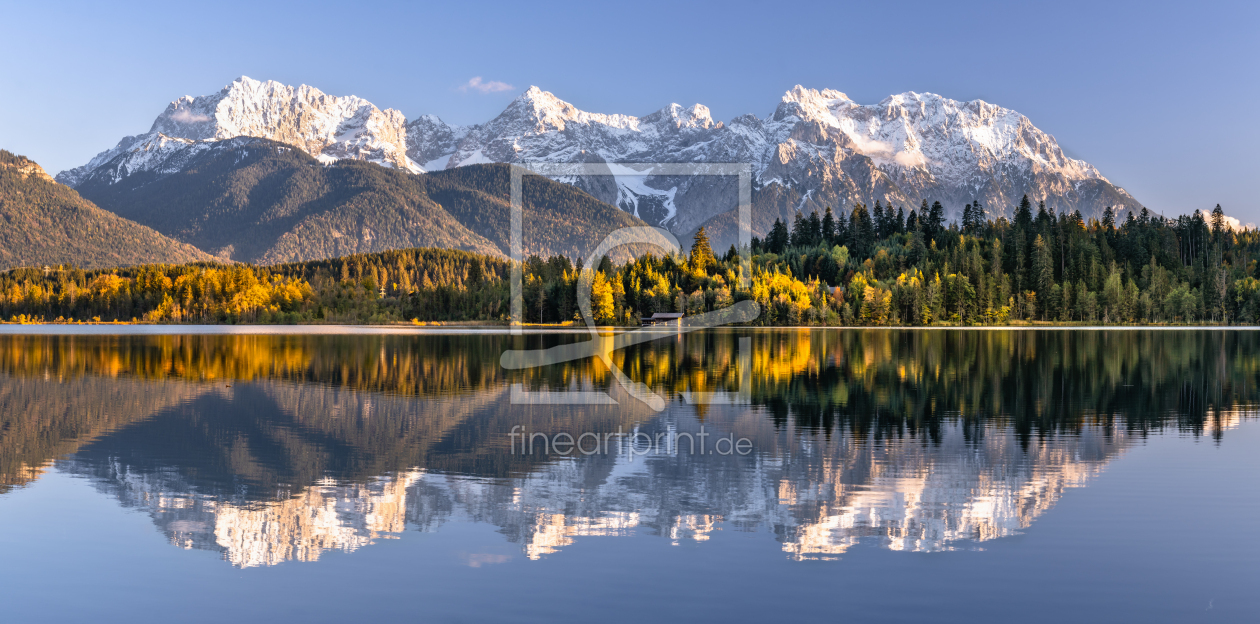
[422,165,647,260]
[0,151,213,270]
[73,141,651,264]
[73,140,501,263]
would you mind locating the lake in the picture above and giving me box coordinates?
[0,328,1256,623]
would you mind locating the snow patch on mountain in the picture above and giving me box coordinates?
[76,135,279,187]
[607,165,679,223]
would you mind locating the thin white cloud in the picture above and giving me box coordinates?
[169,108,212,123]
[843,131,927,168]
[893,150,927,168]
[459,76,514,94]
[1223,215,1255,231]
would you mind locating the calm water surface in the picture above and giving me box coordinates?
[0,329,1256,623]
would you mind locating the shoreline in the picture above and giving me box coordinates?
[0,323,1256,335]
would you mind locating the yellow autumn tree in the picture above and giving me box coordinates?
[860,286,892,325]
[590,270,616,324]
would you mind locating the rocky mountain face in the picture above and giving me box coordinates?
[59,78,1144,251]
[56,77,416,188]
[408,84,1145,245]
[3,157,54,182]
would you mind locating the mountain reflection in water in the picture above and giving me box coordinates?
[0,330,1252,567]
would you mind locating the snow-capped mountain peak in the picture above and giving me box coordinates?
[780,85,854,111]
[750,86,1131,224]
[56,76,417,186]
[59,78,1143,244]
[149,76,415,172]
[503,86,639,133]
[642,102,716,131]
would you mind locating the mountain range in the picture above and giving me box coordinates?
[4,77,1149,269]
[56,76,1146,253]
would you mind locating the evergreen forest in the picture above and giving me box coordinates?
[2,195,1257,326]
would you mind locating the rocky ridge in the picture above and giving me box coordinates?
[59,78,1145,247]
[57,77,416,187]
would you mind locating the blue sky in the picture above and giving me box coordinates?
[2,0,1256,219]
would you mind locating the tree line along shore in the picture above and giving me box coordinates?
[1,196,1257,326]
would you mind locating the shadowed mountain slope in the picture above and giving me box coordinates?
[73,140,653,264]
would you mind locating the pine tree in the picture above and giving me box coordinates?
[873,201,887,238]
[822,206,837,245]
[689,226,716,273]
[834,206,849,244]
[790,212,809,247]
[1036,200,1053,233]
[928,201,945,239]
[597,255,615,275]
[894,207,906,234]
[850,203,875,260]
[1015,195,1034,231]
[969,201,987,233]
[1033,234,1054,320]
[767,218,789,254]
[1211,204,1225,240]
[807,210,822,247]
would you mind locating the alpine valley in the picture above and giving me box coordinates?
[55,77,1145,261]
